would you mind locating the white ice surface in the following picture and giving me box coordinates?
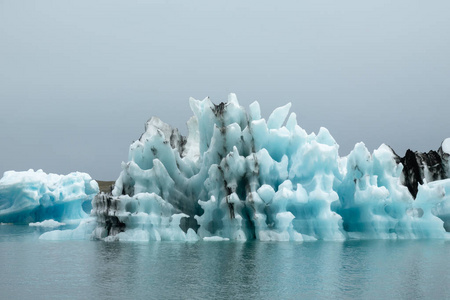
[442,138,450,154]
[29,219,65,228]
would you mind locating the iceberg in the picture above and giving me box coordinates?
[82,94,449,242]
[4,94,448,242]
[0,169,99,224]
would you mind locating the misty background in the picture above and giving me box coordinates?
[1,1,449,180]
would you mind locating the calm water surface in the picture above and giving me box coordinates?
[1,225,450,299]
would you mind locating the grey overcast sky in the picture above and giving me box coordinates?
[1,1,449,180]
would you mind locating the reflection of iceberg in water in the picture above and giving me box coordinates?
[2,94,450,242]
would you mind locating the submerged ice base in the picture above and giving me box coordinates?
[84,94,450,242]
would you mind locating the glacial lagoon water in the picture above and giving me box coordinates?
[1,225,450,299]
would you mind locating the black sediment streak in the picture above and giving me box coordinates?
[212,102,227,117]
[392,145,448,198]
[399,149,424,198]
[93,193,126,237]
[212,101,237,219]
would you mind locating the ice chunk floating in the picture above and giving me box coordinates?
[0,169,99,224]
[83,94,449,242]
